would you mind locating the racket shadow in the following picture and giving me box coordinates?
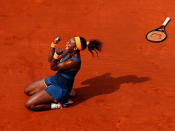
[71,73,150,106]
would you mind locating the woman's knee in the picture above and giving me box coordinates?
[24,79,46,95]
[24,99,34,110]
[24,85,30,95]
[24,84,33,96]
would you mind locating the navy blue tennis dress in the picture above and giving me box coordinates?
[44,53,81,104]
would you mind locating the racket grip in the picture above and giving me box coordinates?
[162,17,170,26]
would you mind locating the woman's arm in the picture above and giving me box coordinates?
[48,47,55,63]
[50,57,78,71]
[48,37,60,63]
[50,57,59,70]
[50,50,69,71]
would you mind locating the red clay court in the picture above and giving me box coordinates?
[1,0,175,130]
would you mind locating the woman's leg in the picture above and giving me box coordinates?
[70,89,76,97]
[62,99,74,107]
[24,89,61,111]
[24,79,47,96]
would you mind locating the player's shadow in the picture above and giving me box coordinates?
[71,73,150,106]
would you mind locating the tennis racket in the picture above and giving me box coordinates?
[146,17,171,42]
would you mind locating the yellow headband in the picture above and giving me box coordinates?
[75,37,90,50]
[75,37,82,50]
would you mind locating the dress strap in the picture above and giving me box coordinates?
[71,57,81,63]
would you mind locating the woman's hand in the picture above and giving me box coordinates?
[53,36,61,44]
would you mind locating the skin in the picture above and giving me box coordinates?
[24,38,80,111]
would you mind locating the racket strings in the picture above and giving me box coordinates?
[146,30,166,42]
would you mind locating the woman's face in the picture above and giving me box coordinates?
[65,38,77,53]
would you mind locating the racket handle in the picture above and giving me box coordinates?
[162,17,170,26]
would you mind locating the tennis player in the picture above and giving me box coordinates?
[24,36,102,111]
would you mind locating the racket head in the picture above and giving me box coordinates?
[146,26,167,42]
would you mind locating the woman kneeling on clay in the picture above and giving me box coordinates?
[24,36,102,111]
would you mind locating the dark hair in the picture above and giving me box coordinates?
[79,36,102,56]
